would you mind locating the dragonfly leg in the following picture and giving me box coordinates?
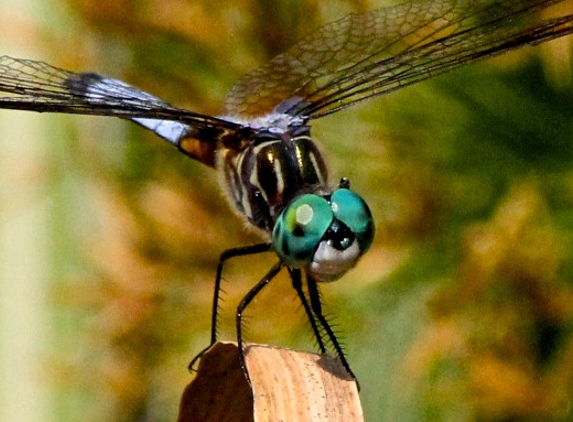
[236,261,283,387]
[288,268,327,354]
[189,189,276,372]
[307,276,358,384]
[188,242,272,371]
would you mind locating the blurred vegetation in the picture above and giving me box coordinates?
[20,0,573,421]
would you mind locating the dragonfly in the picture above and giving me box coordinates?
[1,0,573,386]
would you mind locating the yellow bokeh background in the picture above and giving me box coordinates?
[1,1,573,421]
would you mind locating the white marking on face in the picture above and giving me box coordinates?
[308,240,360,282]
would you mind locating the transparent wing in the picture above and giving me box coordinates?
[225,0,573,118]
[0,56,243,166]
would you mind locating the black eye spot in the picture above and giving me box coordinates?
[293,226,305,237]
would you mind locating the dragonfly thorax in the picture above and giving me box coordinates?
[218,122,328,232]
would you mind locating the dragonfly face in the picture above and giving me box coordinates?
[273,186,375,281]
[1,0,573,385]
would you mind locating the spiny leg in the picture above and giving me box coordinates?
[188,242,272,371]
[288,268,327,354]
[210,243,274,344]
[307,275,357,382]
[236,261,283,387]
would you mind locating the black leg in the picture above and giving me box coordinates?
[190,189,276,372]
[288,268,327,354]
[236,261,283,386]
[210,243,273,344]
[188,242,272,371]
[307,276,357,382]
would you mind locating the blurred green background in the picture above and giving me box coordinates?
[1,0,573,421]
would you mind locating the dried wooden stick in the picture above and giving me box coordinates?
[177,342,363,422]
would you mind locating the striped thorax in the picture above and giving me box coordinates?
[218,113,328,232]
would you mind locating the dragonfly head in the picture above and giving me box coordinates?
[272,184,374,282]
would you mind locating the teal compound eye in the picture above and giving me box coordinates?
[273,194,333,268]
[330,188,375,255]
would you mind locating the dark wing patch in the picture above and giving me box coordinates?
[0,56,245,167]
